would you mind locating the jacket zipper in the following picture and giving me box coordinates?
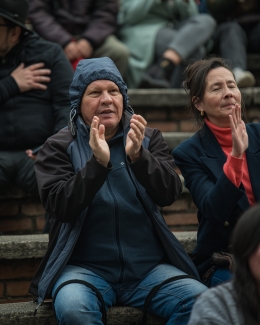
[107,178,125,283]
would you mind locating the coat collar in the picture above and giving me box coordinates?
[198,123,260,208]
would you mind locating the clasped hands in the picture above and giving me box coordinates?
[89,114,147,167]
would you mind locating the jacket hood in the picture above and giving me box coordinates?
[69,57,129,112]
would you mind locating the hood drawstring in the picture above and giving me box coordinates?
[68,107,77,137]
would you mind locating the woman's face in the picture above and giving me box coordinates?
[195,67,242,128]
[249,244,260,289]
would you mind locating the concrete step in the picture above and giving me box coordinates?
[0,233,197,303]
[0,232,197,260]
[0,301,166,325]
[162,132,193,151]
[128,87,260,109]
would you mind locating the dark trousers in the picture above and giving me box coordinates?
[0,150,38,194]
[211,21,260,70]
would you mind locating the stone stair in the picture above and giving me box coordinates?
[0,232,196,324]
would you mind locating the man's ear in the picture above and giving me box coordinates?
[10,26,22,44]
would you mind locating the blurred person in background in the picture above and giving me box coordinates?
[28,0,129,76]
[188,204,260,325]
[0,0,73,233]
[117,0,216,89]
[206,0,260,87]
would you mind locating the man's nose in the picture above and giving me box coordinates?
[100,91,112,103]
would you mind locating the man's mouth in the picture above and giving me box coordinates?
[99,109,114,114]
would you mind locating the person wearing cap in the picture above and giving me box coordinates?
[29,57,207,324]
[0,0,73,211]
[28,0,129,76]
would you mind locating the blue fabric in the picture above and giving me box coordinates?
[210,268,232,287]
[69,128,166,282]
[52,264,207,325]
[69,57,129,111]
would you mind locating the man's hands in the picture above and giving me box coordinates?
[89,114,147,166]
[229,103,248,159]
[11,62,51,92]
[89,116,110,167]
[126,114,147,162]
[64,39,93,61]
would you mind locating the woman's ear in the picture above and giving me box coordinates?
[192,96,202,111]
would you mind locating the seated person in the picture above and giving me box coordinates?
[28,0,129,76]
[188,204,260,325]
[0,0,73,229]
[172,57,260,287]
[29,57,207,324]
[117,0,216,88]
[206,0,260,87]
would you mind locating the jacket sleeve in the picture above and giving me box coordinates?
[81,0,118,49]
[172,144,244,226]
[29,0,73,47]
[47,44,74,134]
[0,76,20,105]
[117,0,159,25]
[35,135,112,222]
[129,128,182,207]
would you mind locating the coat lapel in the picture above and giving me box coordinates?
[246,126,260,202]
[199,124,250,211]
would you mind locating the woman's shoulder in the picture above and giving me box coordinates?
[188,281,242,325]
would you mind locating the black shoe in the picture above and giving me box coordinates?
[141,69,171,88]
[140,58,175,89]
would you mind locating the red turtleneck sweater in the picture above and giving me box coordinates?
[205,119,255,206]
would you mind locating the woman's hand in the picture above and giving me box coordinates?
[229,103,248,158]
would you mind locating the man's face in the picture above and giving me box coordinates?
[80,80,124,139]
[0,17,14,57]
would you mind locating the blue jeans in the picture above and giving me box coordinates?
[209,267,233,288]
[52,264,207,325]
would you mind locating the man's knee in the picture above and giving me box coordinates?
[54,283,103,325]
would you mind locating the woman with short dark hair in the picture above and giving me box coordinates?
[172,57,260,287]
[187,204,260,325]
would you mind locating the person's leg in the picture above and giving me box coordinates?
[14,151,38,195]
[212,21,255,87]
[209,267,232,288]
[116,264,207,325]
[0,151,13,192]
[247,21,260,53]
[166,14,215,62]
[93,35,129,78]
[52,265,116,325]
[142,14,215,88]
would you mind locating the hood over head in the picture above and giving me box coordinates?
[69,57,129,113]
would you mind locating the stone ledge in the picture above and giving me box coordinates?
[0,301,166,325]
[0,232,197,260]
[128,87,260,108]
